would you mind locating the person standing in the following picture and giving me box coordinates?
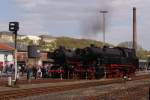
[32,66,37,79]
[0,65,3,78]
[37,67,42,78]
[21,65,25,76]
[5,64,9,77]
[27,64,32,82]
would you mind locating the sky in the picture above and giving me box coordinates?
[0,0,150,50]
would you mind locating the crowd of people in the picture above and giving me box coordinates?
[0,63,52,81]
[0,64,15,77]
[26,64,50,81]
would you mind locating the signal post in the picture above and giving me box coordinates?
[9,22,19,86]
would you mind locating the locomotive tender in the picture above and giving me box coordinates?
[48,45,139,79]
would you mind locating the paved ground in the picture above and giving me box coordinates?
[0,78,118,91]
[16,78,150,100]
[0,70,149,91]
[135,70,150,75]
[0,71,149,100]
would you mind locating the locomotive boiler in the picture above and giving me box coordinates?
[47,45,139,79]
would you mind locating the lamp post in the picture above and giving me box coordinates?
[100,10,108,46]
[9,22,19,83]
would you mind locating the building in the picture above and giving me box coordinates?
[18,35,41,45]
[39,35,57,51]
[17,51,48,66]
[0,43,48,67]
[0,43,15,67]
[0,32,55,66]
[39,35,56,43]
[0,31,14,43]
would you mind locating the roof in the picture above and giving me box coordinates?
[0,43,15,51]
[2,42,27,51]
[39,35,55,39]
[0,31,13,36]
[20,35,41,40]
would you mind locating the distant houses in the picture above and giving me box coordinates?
[0,31,14,43]
[0,31,56,67]
[39,35,56,43]
[0,31,57,51]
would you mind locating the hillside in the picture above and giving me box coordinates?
[55,37,109,49]
[4,34,149,59]
[15,36,111,51]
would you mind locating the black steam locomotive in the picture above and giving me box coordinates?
[48,45,139,79]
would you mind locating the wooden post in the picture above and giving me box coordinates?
[149,87,150,100]
[60,67,62,80]
[68,71,69,79]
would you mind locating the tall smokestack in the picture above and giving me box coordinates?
[133,7,137,50]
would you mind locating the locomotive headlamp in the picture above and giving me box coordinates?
[9,22,19,32]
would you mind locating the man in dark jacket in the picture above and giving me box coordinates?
[32,66,37,79]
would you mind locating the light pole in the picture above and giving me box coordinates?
[100,10,108,46]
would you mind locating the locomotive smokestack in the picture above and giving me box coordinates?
[133,7,137,50]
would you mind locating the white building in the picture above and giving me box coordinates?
[18,35,41,45]
[0,31,14,43]
[0,43,14,67]
[39,35,56,43]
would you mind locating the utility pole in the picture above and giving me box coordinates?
[100,10,108,46]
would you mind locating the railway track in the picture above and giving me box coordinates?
[0,78,76,86]
[0,74,149,100]
[85,84,150,100]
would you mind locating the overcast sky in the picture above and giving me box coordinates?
[0,0,150,50]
